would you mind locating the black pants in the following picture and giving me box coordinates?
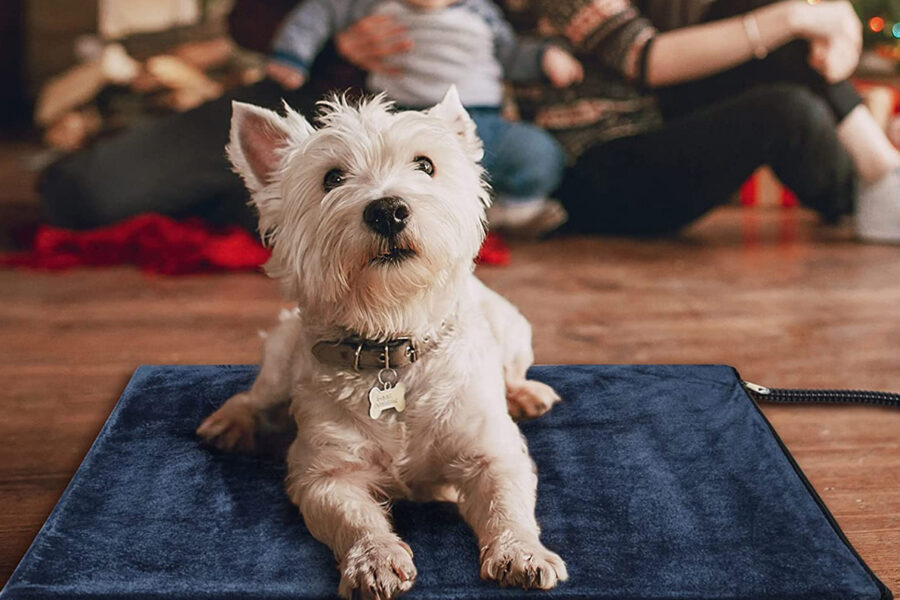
[38,79,323,231]
[557,0,861,235]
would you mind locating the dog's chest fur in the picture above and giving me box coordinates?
[287,278,507,493]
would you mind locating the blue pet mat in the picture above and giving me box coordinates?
[1,365,891,600]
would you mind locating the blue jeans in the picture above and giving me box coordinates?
[469,109,566,205]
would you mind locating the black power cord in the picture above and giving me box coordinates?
[743,381,900,408]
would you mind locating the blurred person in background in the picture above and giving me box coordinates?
[39,0,900,242]
[505,0,897,242]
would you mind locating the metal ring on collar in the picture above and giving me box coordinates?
[353,341,364,371]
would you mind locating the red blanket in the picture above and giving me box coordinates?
[2,214,509,274]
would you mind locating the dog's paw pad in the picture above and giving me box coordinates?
[196,392,256,453]
[480,537,567,590]
[339,535,417,600]
[506,380,561,420]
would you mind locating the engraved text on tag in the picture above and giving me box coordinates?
[368,382,406,419]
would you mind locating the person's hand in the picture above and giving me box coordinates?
[542,46,584,88]
[790,0,862,82]
[807,34,859,83]
[335,15,413,75]
[266,60,306,89]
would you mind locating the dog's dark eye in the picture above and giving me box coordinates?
[323,168,345,191]
[414,156,434,177]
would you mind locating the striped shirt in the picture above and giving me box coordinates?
[272,0,548,108]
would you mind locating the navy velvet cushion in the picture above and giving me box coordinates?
[1,365,891,600]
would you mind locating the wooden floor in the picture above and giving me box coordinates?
[1,141,898,591]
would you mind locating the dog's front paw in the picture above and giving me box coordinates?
[338,534,417,600]
[506,380,561,420]
[196,392,256,453]
[480,534,567,590]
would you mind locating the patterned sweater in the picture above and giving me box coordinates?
[504,0,664,159]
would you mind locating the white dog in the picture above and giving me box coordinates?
[196,87,566,599]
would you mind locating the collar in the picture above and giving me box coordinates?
[311,320,452,371]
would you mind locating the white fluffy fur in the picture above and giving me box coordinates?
[197,88,566,599]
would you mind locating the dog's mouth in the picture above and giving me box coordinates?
[369,243,417,266]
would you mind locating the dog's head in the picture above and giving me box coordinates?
[228,87,490,334]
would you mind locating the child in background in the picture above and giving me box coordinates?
[266,0,583,236]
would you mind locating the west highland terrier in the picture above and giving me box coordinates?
[196,87,567,599]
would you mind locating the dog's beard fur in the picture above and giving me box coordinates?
[228,90,491,338]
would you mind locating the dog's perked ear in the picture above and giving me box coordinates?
[427,86,484,163]
[227,101,314,192]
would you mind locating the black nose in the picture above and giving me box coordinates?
[363,197,410,237]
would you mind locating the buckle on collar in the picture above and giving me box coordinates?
[340,337,417,371]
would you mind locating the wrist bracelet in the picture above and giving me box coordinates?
[743,13,768,60]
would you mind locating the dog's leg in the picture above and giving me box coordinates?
[450,425,567,590]
[503,338,561,421]
[287,454,416,600]
[476,279,560,419]
[196,310,301,452]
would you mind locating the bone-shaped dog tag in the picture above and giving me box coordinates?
[368,382,406,419]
